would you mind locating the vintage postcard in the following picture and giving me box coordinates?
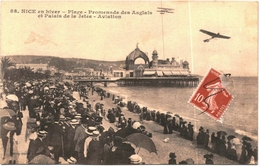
[0,1,258,165]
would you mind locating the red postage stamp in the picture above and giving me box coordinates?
[189,68,233,121]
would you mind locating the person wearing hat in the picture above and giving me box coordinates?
[83,127,96,161]
[197,127,205,146]
[27,130,51,162]
[168,152,177,164]
[64,119,79,160]
[45,118,63,164]
[28,95,40,118]
[107,110,116,123]
[86,130,102,164]
[203,129,210,149]
[129,154,143,165]
[73,121,89,164]
[3,96,23,164]
[187,123,194,141]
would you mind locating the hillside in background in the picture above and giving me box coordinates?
[5,55,125,72]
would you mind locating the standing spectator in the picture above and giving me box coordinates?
[239,141,248,164]
[168,152,177,164]
[204,129,210,149]
[65,119,79,161]
[219,135,227,156]
[27,130,51,162]
[46,118,63,164]
[87,131,102,164]
[210,132,217,152]
[73,120,88,164]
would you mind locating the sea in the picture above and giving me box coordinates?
[100,76,258,143]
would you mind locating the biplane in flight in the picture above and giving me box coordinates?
[157,7,174,14]
[200,29,231,42]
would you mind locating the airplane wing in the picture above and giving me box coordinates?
[216,34,231,39]
[200,29,217,37]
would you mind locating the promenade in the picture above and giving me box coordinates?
[0,90,239,164]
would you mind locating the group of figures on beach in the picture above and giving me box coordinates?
[122,93,258,164]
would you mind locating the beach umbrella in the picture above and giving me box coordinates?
[124,133,157,154]
[28,154,55,164]
[115,128,136,138]
[132,122,141,129]
[0,108,16,118]
[217,131,227,136]
[6,94,19,102]
[242,136,253,141]
[227,135,236,140]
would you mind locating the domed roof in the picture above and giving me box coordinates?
[126,46,149,63]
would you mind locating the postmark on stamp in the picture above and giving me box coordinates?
[189,68,233,121]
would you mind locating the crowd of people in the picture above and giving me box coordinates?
[0,77,258,165]
[0,79,151,164]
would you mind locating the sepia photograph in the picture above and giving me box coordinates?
[0,1,258,165]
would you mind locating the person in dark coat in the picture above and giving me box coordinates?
[87,131,103,164]
[168,152,177,164]
[161,113,166,127]
[172,117,176,131]
[182,122,188,139]
[215,133,221,154]
[226,144,238,161]
[187,123,194,141]
[127,118,132,128]
[210,132,217,152]
[27,131,51,162]
[163,116,169,134]
[46,119,63,164]
[64,119,78,160]
[74,121,89,164]
[156,111,161,124]
[196,128,204,146]
[204,129,210,149]
[239,141,248,164]
[107,110,116,123]
[151,110,156,121]
[219,135,227,156]
[246,142,253,163]
[28,95,39,118]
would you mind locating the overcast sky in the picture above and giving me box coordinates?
[1,1,258,76]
